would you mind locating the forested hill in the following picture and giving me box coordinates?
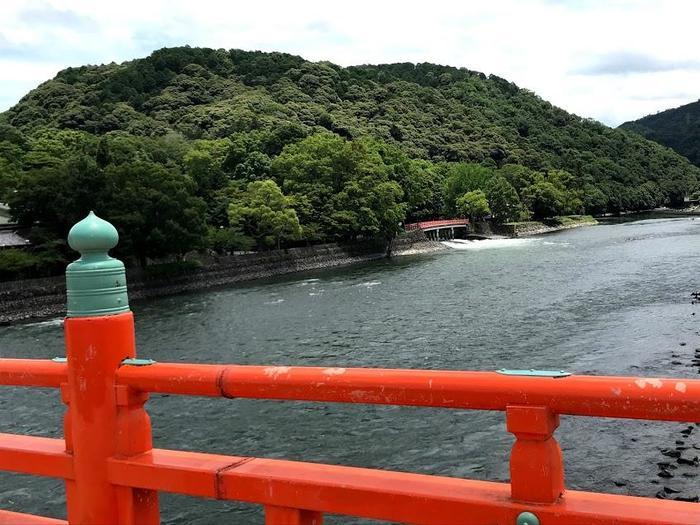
[1,46,699,278]
[620,99,700,167]
[5,47,697,178]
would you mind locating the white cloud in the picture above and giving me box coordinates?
[0,0,699,125]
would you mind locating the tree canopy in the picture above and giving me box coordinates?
[228,180,301,249]
[457,190,490,222]
[620,99,700,168]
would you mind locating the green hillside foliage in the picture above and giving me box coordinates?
[620,99,700,168]
[1,46,699,277]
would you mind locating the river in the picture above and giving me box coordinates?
[1,216,699,522]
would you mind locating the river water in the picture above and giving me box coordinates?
[1,217,700,522]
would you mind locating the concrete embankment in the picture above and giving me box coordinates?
[389,229,446,255]
[0,231,442,324]
[495,216,598,237]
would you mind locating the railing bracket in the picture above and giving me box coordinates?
[497,368,570,378]
[121,358,156,366]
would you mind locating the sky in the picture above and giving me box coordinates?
[1,0,699,127]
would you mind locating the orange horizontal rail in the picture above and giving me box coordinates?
[0,510,67,525]
[0,359,67,388]
[0,433,74,479]
[108,448,700,525]
[117,363,700,422]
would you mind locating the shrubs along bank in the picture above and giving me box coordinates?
[1,47,698,281]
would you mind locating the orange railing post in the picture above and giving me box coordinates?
[264,506,323,525]
[506,405,564,506]
[113,384,159,525]
[62,212,158,525]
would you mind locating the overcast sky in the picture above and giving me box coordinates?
[1,0,699,126]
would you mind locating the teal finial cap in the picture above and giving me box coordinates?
[65,211,129,317]
[516,512,540,525]
[68,211,118,253]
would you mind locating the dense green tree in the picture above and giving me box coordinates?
[544,170,583,214]
[0,249,40,281]
[497,164,539,195]
[95,132,150,167]
[184,138,231,198]
[521,181,565,219]
[328,177,406,241]
[582,185,608,215]
[0,160,17,201]
[206,226,255,254]
[620,100,700,167]
[103,161,207,264]
[457,190,491,222]
[233,151,272,181]
[8,151,207,267]
[484,176,523,223]
[228,179,302,249]
[4,46,697,214]
[659,177,693,208]
[371,142,442,221]
[9,154,105,234]
[0,125,27,200]
[443,163,494,211]
[272,133,406,241]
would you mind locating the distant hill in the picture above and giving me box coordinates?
[620,99,700,167]
[3,47,698,192]
[1,47,700,279]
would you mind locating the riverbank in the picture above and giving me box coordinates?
[3,218,603,325]
[650,207,700,217]
[0,244,380,324]
[389,229,447,256]
[0,215,601,325]
[0,231,444,324]
[497,215,598,237]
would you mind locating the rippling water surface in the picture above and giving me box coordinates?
[2,217,700,522]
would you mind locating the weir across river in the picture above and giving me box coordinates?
[1,212,700,524]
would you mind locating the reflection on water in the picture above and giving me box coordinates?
[2,217,700,522]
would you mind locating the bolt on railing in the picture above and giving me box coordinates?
[0,212,699,524]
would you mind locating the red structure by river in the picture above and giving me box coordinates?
[403,218,470,231]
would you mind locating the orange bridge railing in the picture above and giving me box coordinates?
[1,212,699,525]
[2,347,700,524]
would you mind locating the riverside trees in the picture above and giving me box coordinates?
[0,127,692,279]
[457,190,490,223]
[271,134,406,242]
[227,180,301,249]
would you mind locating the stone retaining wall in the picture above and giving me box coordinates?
[389,229,446,256]
[0,242,387,324]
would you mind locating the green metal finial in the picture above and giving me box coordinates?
[516,512,540,525]
[65,211,129,317]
